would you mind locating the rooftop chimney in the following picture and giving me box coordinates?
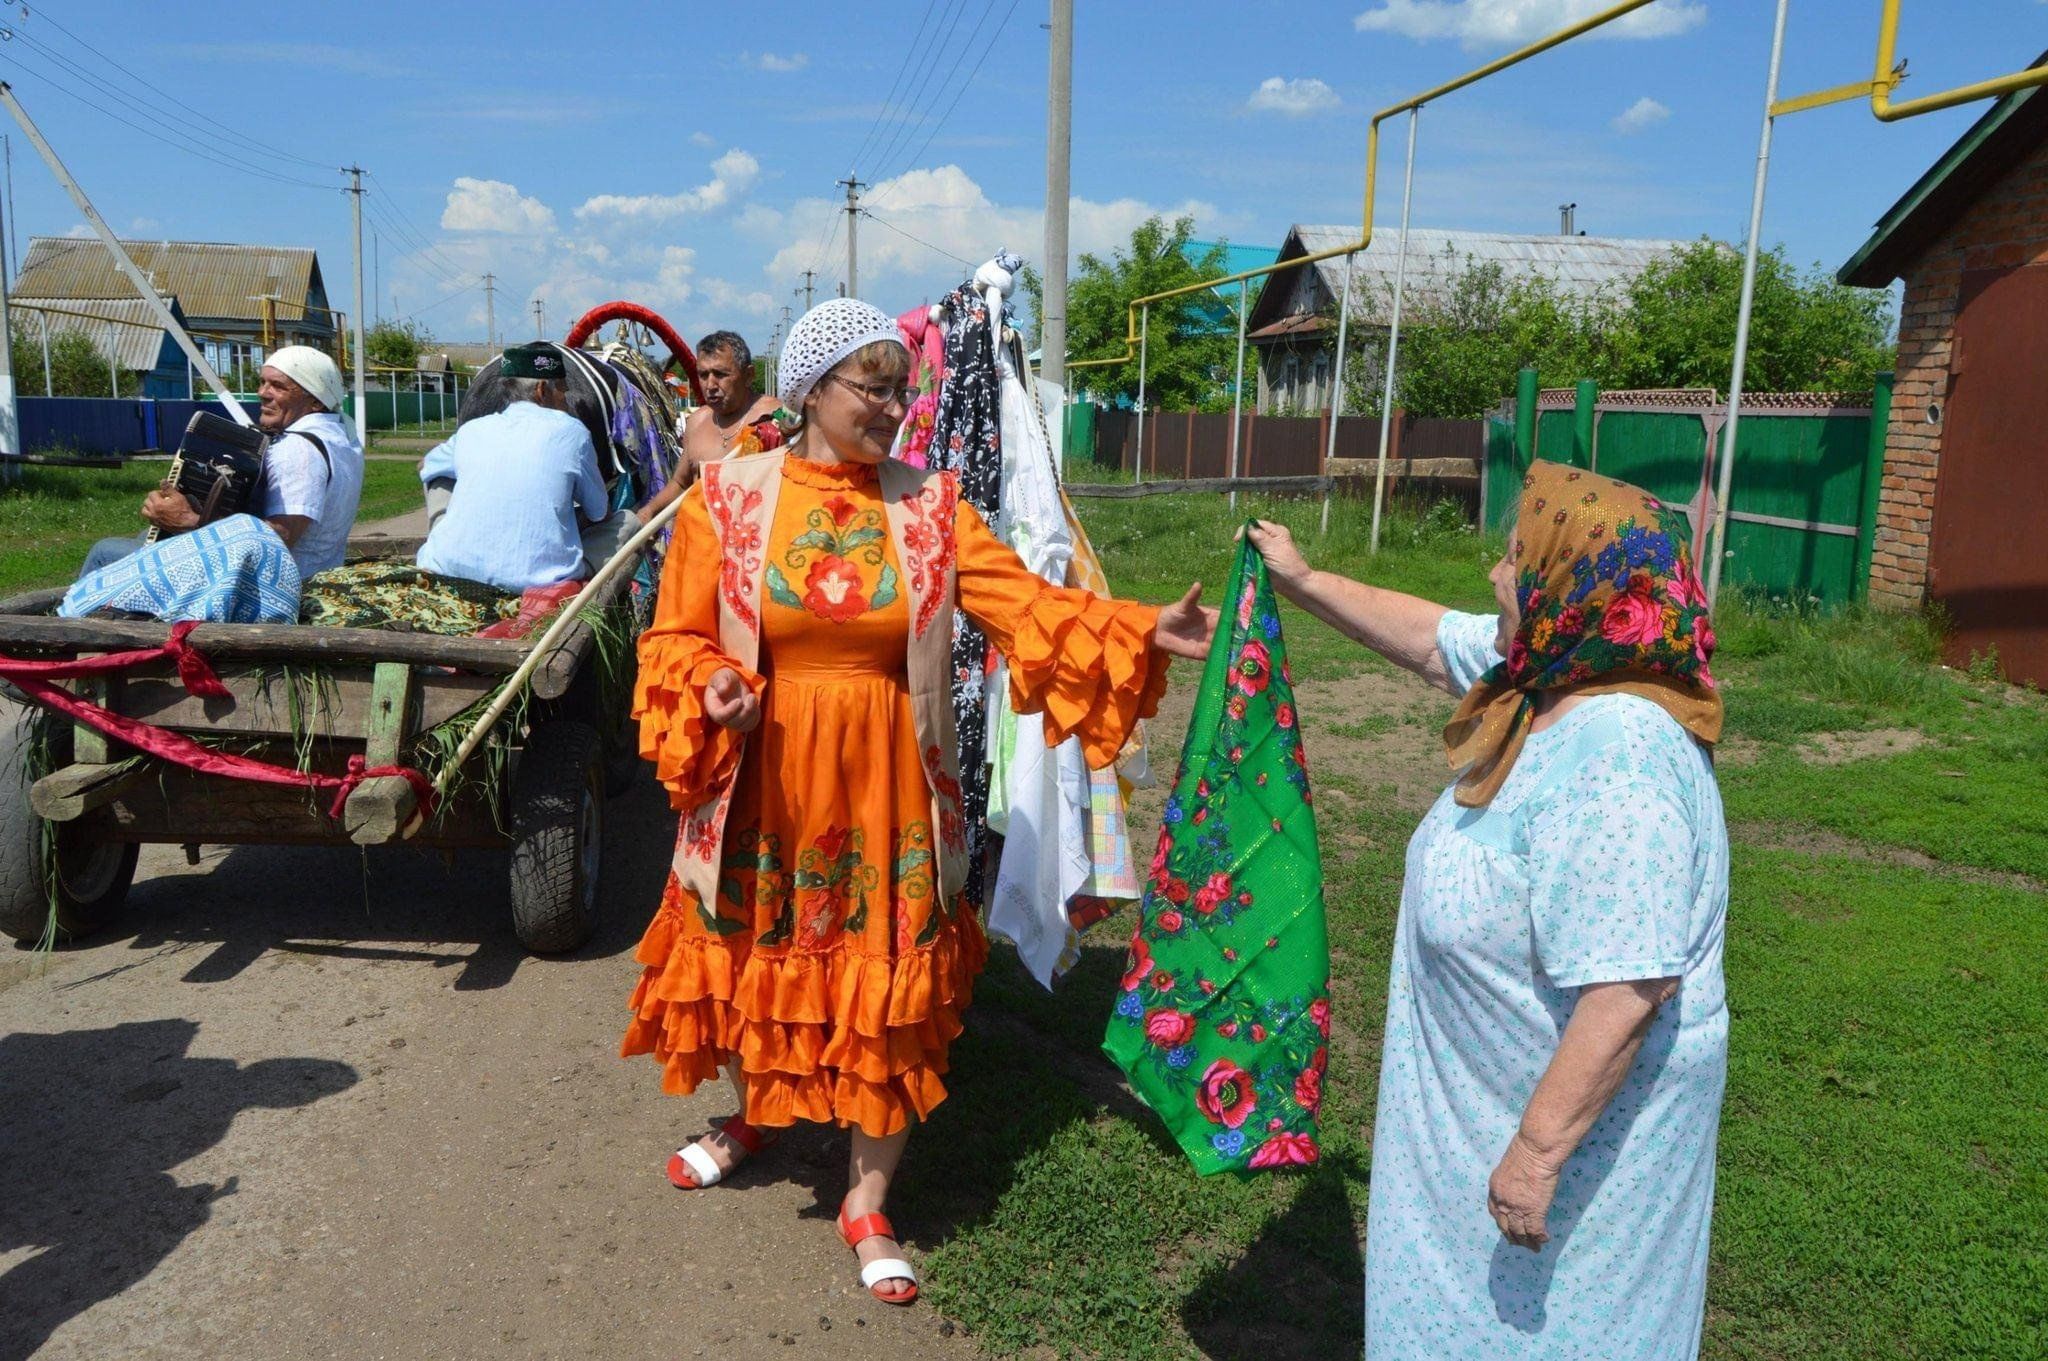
[1559,203,1577,236]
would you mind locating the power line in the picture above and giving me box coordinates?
[21,11,334,171]
[392,278,482,326]
[363,171,470,283]
[845,0,952,176]
[0,57,333,190]
[358,196,467,288]
[864,0,990,187]
[6,27,330,184]
[870,0,1025,200]
[860,207,972,268]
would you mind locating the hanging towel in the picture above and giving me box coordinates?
[1104,533,1330,1175]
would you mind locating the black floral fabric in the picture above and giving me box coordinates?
[925,263,1016,907]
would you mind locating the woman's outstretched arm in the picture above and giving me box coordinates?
[1245,520,1456,695]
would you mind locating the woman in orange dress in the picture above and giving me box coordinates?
[622,299,1216,1305]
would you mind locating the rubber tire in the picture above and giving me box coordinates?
[508,719,603,955]
[0,702,140,946]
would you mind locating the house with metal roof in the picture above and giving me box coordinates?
[1835,50,2048,686]
[7,294,193,398]
[1243,224,1692,414]
[12,237,338,382]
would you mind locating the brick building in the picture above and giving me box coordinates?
[1839,59,2048,683]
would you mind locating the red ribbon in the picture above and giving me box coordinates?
[0,626,436,828]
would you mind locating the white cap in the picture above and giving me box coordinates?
[263,345,346,412]
[777,298,905,408]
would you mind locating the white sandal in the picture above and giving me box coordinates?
[837,1199,919,1305]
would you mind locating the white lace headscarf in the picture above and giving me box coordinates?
[777,298,905,408]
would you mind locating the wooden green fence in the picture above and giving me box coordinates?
[1484,370,1894,604]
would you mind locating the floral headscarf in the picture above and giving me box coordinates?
[1444,460,1723,807]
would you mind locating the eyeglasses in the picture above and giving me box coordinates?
[830,374,916,408]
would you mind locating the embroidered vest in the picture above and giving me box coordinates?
[675,450,971,908]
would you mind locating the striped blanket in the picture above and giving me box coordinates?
[59,514,301,623]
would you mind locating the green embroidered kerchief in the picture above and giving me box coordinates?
[1104,535,1330,1175]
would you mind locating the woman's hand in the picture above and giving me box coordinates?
[1244,520,1312,597]
[704,667,761,732]
[1152,584,1219,660]
[1487,1131,1563,1252]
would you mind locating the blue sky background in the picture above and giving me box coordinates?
[0,1,2041,349]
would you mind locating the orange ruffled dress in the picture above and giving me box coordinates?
[623,456,1168,1137]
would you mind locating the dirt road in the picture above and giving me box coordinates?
[0,776,984,1361]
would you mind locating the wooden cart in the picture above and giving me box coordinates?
[0,535,643,954]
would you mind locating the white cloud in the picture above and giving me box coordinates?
[1610,96,1670,134]
[690,130,716,147]
[574,149,761,223]
[760,164,1220,305]
[1354,0,1706,48]
[1248,76,1341,117]
[128,216,163,233]
[748,51,810,72]
[440,178,557,235]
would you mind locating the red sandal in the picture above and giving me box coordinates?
[837,1198,919,1305]
[666,1115,779,1189]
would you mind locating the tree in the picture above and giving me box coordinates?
[10,327,140,397]
[367,318,431,371]
[1024,215,1248,410]
[1608,239,1893,393]
[1343,237,1895,420]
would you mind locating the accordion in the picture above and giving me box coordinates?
[144,412,268,544]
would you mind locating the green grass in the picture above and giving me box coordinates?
[912,492,2047,1360]
[0,460,425,597]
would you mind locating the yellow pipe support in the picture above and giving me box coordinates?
[1777,1,2048,124]
[1065,0,1661,372]
[1771,78,1883,117]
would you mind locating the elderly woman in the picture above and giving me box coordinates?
[622,299,1215,1306]
[1249,461,1728,1358]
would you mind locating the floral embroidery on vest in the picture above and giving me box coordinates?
[763,493,901,624]
[901,473,958,638]
[704,467,765,633]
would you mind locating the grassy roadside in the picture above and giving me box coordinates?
[0,460,427,597]
[908,491,2046,1359]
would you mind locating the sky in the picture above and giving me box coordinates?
[0,0,2041,353]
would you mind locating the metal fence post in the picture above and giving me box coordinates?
[1572,379,1598,467]
[1134,305,1148,484]
[107,318,118,396]
[1513,367,1539,469]
[1371,108,1420,551]
[417,371,426,433]
[1228,277,1248,511]
[1320,249,1356,536]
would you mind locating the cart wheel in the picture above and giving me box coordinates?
[508,719,603,954]
[0,702,140,945]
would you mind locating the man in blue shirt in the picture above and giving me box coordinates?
[416,344,610,591]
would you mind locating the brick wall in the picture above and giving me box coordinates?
[1873,136,2048,607]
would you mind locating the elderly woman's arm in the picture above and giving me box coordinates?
[1244,520,1457,693]
[1488,976,1679,1250]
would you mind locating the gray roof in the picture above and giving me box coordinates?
[11,296,180,372]
[15,237,329,328]
[1276,225,1699,326]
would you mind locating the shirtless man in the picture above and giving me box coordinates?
[635,330,783,524]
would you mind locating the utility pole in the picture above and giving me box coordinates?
[3,132,16,277]
[345,165,368,443]
[0,153,14,484]
[532,297,545,339]
[0,82,246,423]
[482,272,496,348]
[838,174,865,298]
[798,268,815,313]
[372,227,380,326]
[1041,0,1073,387]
